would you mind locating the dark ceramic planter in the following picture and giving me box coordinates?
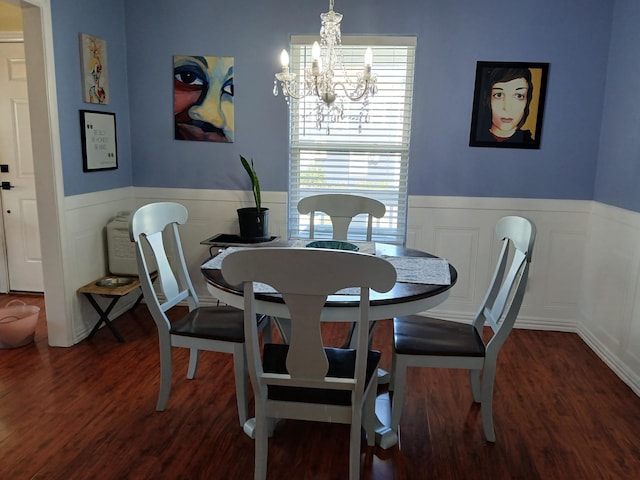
[237,207,270,241]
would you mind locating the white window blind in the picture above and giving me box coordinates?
[288,35,416,245]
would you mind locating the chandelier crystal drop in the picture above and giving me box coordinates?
[273,0,377,133]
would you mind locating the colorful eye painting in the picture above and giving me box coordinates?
[173,55,235,142]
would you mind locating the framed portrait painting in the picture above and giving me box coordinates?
[469,61,549,149]
[80,110,118,171]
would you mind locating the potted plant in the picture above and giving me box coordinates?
[237,155,270,241]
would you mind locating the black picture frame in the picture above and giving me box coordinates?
[469,61,549,149]
[80,110,118,171]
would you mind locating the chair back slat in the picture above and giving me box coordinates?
[129,202,199,331]
[474,216,536,353]
[283,293,330,379]
[222,248,395,393]
[297,194,386,241]
[490,250,527,327]
[144,230,181,304]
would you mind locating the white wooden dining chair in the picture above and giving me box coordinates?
[297,193,386,241]
[221,247,396,480]
[297,193,387,350]
[129,201,267,427]
[390,215,536,442]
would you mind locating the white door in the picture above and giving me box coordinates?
[0,41,43,292]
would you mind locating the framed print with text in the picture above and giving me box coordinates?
[80,110,118,171]
[469,61,549,149]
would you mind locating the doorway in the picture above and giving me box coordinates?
[0,0,71,347]
[0,37,44,293]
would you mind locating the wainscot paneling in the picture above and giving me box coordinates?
[132,187,288,302]
[64,187,286,343]
[579,202,640,395]
[61,189,639,396]
[65,187,136,341]
[407,196,590,330]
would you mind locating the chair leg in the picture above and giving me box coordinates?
[341,322,357,348]
[362,380,378,447]
[187,348,200,379]
[341,320,377,349]
[254,404,269,480]
[390,356,407,432]
[233,344,249,427]
[156,337,173,411]
[389,350,397,392]
[349,410,363,480]
[480,363,496,442]
[469,368,481,402]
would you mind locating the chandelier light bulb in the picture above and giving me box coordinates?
[280,49,290,68]
[364,47,373,67]
[311,41,321,74]
[312,42,321,62]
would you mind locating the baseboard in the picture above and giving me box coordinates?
[578,324,640,397]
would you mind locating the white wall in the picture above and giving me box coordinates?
[62,188,639,396]
[579,202,640,395]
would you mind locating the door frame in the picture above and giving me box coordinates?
[4,0,72,346]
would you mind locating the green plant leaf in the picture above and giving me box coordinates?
[240,155,261,211]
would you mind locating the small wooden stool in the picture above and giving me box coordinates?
[78,274,154,342]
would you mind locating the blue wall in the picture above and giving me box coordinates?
[51,0,132,196]
[52,0,627,207]
[594,0,640,211]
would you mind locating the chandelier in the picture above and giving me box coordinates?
[273,0,377,133]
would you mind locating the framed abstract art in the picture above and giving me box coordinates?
[173,55,235,142]
[80,33,109,105]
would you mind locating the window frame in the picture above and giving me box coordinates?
[287,35,417,245]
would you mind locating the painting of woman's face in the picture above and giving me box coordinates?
[469,61,548,149]
[489,77,528,138]
[173,55,234,142]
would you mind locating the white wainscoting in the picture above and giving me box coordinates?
[61,189,639,395]
[133,187,288,302]
[65,187,136,340]
[406,196,591,331]
[579,202,640,395]
[407,196,639,396]
[63,187,287,342]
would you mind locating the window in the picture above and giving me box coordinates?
[287,36,417,245]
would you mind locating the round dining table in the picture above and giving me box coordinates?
[202,241,457,321]
[201,239,458,448]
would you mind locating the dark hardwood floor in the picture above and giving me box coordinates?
[1,292,639,479]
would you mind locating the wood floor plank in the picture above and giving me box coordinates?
[0,293,639,479]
